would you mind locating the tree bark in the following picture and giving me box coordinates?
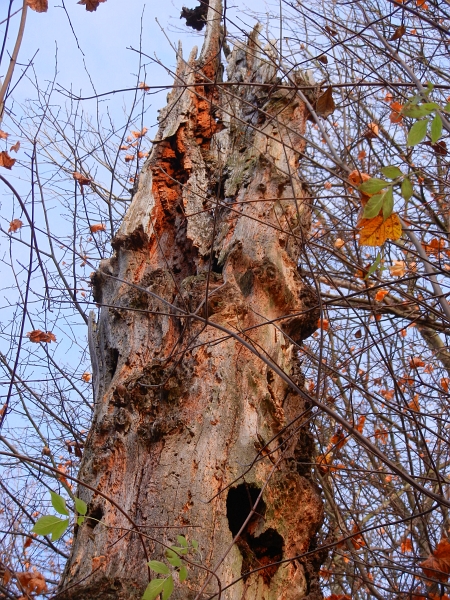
[59,2,323,598]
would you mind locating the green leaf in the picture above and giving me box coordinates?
[142,579,165,600]
[162,575,174,600]
[171,545,188,556]
[167,555,182,568]
[32,515,69,541]
[363,193,384,219]
[421,102,440,111]
[401,177,413,201]
[407,119,428,146]
[431,113,443,143]
[148,561,170,575]
[381,165,402,179]
[50,491,69,516]
[382,188,394,220]
[166,549,182,567]
[365,252,382,279]
[402,105,433,119]
[179,565,188,583]
[74,497,87,516]
[191,540,198,550]
[177,535,188,548]
[359,178,387,194]
[77,516,85,526]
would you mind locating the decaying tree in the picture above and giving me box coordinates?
[58,1,324,598]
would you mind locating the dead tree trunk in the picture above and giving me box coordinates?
[59,2,323,598]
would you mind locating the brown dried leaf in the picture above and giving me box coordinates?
[389,24,406,40]
[317,54,328,64]
[324,25,338,36]
[315,87,335,119]
[420,538,450,582]
[26,0,48,12]
[8,219,23,233]
[23,536,34,550]
[77,0,107,11]
[10,141,20,153]
[82,372,91,382]
[73,172,92,188]
[441,378,450,393]
[0,130,9,139]
[0,151,16,169]
[139,82,150,92]
[26,330,57,343]
[16,571,47,594]
[124,154,135,163]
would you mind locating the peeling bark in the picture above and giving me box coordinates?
[59,2,323,598]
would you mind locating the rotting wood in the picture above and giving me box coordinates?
[58,1,324,598]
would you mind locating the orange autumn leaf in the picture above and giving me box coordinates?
[408,395,420,412]
[318,318,329,330]
[8,219,23,233]
[0,130,9,139]
[124,154,135,162]
[119,145,130,151]
[26,0,48,11]
[358,213,402,247]
[351,525,366,549]
[77,0,107,11]
[375,289,389,301]
[16,571,47,594]
[358,149,367,160]
[138,151,149,159]
[420,538,450,582]
[0,151,16,169]
[355,415,366,433]
[90,223,106,233]
[381,389,395,400]
[401,538,413,553]
[82,372,91,382]
[334,238,345,249]
[410,356,425,368]
[330,429,347,450]
[441,378,450,393]
[348,169,371,188]
[10,141,20,153]
[390,260,406,277]
[390,101,404,124]
[26,330,57,343]
[139,82,150,92]
[375,426,388,444]
[364,122,379,138]
[423,237,446,256]
[324,181,332,190]
[131,127,148,139]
